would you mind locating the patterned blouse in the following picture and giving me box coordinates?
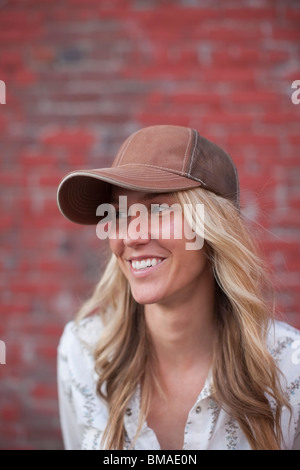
[57,315,300,450]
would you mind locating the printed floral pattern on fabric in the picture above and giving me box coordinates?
[291,340,300,365]
[225,417,239,450]
[207,399,221,441]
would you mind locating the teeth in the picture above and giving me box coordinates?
[131,258,162,270]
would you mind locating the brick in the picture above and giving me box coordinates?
[37,258,78,273]
[128,7,220,28]
[212,48,260,66]
[38,174,63,187]
[261,111,299,124]
[20,151,59,168]
[0,173,27,186]
[0,50,23,69]
[195,25,264,42]
[224,8,276,20]
[0,215,15,230]
[229,90,279,104]
[136,112,191,127]
[0,115,8,134]
[267,50,290,64]
[203,67,256,84]
[14,67,37,87]
[167,92,222,106]
[41,128,95,147]
[1,403,22,422]
[31,384,58,400]
[0,26,43,44]
[272,27,300,41]
[227,134,279,146]
[286,8,300,22]
[202,112,255,125]
[31,46,56,65]
[10,280,61,296]
[35,344,58,361]
[289,135,300,145]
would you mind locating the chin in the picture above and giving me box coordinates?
[131,291,161,305]
[133,297,160,305]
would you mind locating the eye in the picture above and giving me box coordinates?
[115,210,127,219]
[151,204,170,215]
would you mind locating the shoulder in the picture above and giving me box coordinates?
[267,320,300,362]
[266,321,300,449]
[57,314,109,436]
[57,314,104,387]
[267,320,300,404]
[58,314,104,358]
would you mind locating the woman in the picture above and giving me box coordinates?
[57,125,300,450]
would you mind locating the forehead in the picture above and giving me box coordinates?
[110,186,175,204]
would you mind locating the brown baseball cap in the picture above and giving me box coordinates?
[57,125,240,224]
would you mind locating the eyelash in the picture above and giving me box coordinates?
[115,206,169,218]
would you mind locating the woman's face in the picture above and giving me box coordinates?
[108,187,213,307]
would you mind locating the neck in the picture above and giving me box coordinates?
[144,273,216,372]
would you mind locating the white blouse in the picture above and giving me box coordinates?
[57,315,300,450]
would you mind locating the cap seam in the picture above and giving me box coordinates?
[182,128,192,174]
[187,129,197,176]
[187,129,206,187]
[114,131,137,166]
[225,151,240,206]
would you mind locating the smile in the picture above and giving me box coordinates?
[130,258,164,271]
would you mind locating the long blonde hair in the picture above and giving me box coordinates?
[76,187,290,450]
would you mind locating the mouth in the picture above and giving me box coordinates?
[129,257,165,273]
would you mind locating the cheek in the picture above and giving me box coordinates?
[150,212,183,240]
[109,238,123,257]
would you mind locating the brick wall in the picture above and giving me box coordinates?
[0,0,299,450]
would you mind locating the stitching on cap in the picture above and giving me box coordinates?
[187,130,207,187]
[117,162,184,173]
[182,128,192,173]
[232,158,240,205]
[114,132,137,166]
[115,162,206,185]
[222,150,240,206]
[187,129,197,176]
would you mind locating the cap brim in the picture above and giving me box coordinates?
[57,166,201,225]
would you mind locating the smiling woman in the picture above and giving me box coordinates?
[56,125,300,451]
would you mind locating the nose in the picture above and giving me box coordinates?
[122,212,151,247]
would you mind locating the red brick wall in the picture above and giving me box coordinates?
[0,0,299,450]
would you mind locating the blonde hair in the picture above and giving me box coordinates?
[76,187,290,450]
